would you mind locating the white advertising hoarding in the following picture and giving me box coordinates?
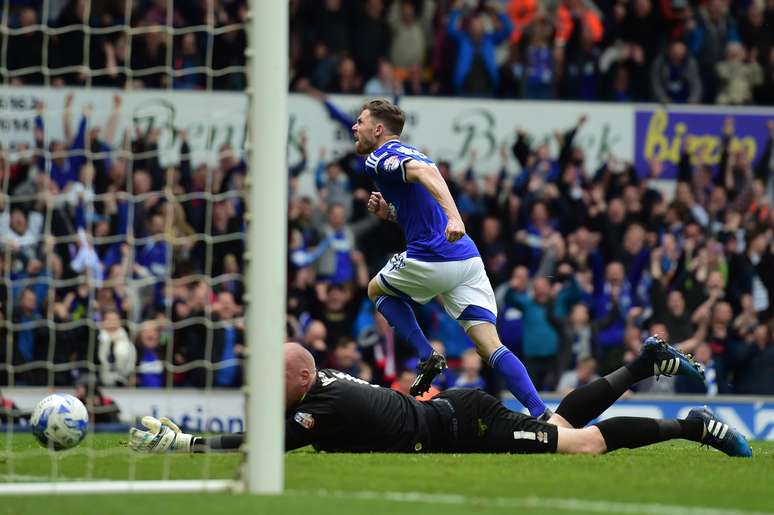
[0,86,248,168]
[4,387,245,433]
[288,94,634,174]
[1,87,633,176]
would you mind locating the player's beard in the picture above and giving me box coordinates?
[354,134,375,155]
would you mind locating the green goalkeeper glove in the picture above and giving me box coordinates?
[128,416,194,453]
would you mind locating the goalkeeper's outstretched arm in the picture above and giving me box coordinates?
[129,416,244,453]
[129,415,314,453]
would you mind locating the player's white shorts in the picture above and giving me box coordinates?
[375,252,497,331]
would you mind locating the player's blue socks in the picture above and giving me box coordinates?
[488,346,547,417]
[375,296,434,360]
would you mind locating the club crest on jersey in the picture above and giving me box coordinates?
[388,253,406,271]
[294,412,315,430]
[383,155,401,171]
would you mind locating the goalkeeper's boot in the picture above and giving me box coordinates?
[129,416,194,453]
[686,406,752,458]
[410,351,447,397]
[641,335,705,382]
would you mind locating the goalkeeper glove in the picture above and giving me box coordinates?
[128,416,194,453]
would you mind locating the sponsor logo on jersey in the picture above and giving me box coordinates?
[477,418,488,437]
[294,412,315,429]
[383,155,401,171]
[319,373,337,387]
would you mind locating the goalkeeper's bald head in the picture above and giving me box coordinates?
[285,342,317,409]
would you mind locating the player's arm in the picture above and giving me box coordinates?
[404,160,465,242]
[129,415,307,454]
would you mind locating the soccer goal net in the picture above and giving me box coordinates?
[0,0,286,494]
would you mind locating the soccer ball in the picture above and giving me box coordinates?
[30,394,89,450]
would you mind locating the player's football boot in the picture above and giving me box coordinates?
[410,351,447,397]
[129,416,194,453]
[641,335,705,382]
[686,406,752,458]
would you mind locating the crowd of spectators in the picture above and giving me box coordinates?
[289,0,774,104]
[4,0,774,105]
[0,93,772,396]
[2,0,247,90]
[0,93,248,390]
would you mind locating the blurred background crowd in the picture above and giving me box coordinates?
[0,0,773,399]
[289,0,774,105]
[4,0,774,104]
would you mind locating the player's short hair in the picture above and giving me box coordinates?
[361,98,405,136]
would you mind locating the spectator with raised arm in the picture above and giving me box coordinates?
[505,267,583,390]
[686,0,741,103]
[447,1,513,96]
[388,0,436,69]
[715,41,763,105]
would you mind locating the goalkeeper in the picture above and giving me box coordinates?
[129,342,751,457]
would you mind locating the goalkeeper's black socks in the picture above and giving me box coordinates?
[555,355,654,428]
[191,434,244,453]
[594,417,704,452]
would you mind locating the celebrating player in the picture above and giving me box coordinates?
[351,98,550,415]
[129,341,750,458]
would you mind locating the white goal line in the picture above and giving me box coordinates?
[286,489,774,515]
[0,479,239,495]
[0,483,769,515]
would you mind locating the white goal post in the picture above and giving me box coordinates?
[0,0,286,495]
[244,0,287,495]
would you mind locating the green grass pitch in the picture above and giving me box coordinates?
[1,434,772,515]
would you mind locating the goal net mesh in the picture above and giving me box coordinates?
[0,0,252,490]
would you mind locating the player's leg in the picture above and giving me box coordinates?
[370,253,450,395]
[368,252,435,361]
[557,408,751,457]
[465,395,684,456]
[555,419,702,455]
[551,335,706,429]
[465,322,547,418]
[443,257,548,418]
[560,415,749,457]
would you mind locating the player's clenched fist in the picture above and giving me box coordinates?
[445,217,465,243]
[368,191,392,221]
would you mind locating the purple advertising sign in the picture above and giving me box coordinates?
[634,108,772,179]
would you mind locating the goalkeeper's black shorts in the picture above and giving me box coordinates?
[431,389,558,454]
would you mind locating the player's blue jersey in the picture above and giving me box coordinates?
[363,140,479,262]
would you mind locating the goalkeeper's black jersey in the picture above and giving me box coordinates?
[285,369,452,453]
